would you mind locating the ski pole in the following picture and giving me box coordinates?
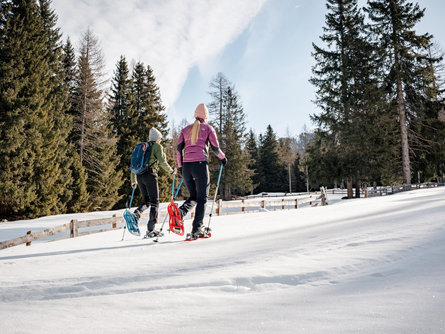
[205,163,223,232]
[154,176,184,242]
[122,186,137,241]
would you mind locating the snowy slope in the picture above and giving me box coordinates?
[0,188,444,333]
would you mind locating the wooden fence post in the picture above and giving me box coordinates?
[242,199,245,213]
[261,200,265,210]
[295,199,299,209]
[112,214,117,229]
[70,219,78,238]
[26,231,32,247]
[217,199,222,216]
[282,199,285,210]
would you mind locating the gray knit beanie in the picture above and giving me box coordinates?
[149,128,162,141]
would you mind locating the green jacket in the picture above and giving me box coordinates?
[131,142,173,183]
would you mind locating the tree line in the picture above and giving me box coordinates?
[1,0,443,219]
[0,0,307,220]
[307,0,445,197]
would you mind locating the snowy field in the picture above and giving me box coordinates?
[0,187,444,333]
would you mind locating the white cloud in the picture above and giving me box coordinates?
[52,0,268,112]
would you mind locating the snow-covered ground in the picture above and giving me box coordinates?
[0,187,444,333]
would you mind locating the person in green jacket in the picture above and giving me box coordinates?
[131,128,176,238]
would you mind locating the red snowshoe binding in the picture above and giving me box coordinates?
[168,200,184,236]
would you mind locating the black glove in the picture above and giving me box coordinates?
[221,158,227,166]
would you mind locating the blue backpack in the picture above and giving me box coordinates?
[130,142,153,175]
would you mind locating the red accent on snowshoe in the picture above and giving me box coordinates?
[168,200,184,236]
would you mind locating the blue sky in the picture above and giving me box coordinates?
[52,0,445,138]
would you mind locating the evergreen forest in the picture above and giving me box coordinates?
[0,0,443,219]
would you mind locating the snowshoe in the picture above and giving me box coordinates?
[123,210,140,236]
[143,230,164,239]
[185,227,212,241]
[168,200,184,236]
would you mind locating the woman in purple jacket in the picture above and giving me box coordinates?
[176,103,227,238]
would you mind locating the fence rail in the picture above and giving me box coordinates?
[0,188,328,250]
[3,183,442,250]
[328,182,442,197]
[2,183,440,250]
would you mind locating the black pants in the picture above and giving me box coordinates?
[136,171,159,232]
[180,161,210,233]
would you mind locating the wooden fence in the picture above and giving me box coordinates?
[328,182,443,197]
[0,188,329,250]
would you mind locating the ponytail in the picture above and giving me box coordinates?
[190,119,201,145]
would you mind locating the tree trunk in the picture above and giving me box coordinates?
[224,183,231,201]
[397,79,411,184]
[390,0,411,185]
[288,165,292,193]
[347,179,353,199]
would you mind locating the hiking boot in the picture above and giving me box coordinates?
[191,226,210,239]
[133,210,141,222]
[178,207,186,220]
[144,230,160,238]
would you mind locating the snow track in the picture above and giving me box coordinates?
[0,188,444,333]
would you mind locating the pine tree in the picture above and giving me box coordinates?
[39,0,91,213]
[109,56,132,137]
[207,74,252,199]
[310,0,384,194]
[366,0,441,185]
[246,129,260,194]
[292,154,308,192]
[62,37,77,112]
[257,125,287,193]
[110,60,170,206]
[278,135,297,193]
[219,86,252,199]
[72,28,123,210]
[408,43,445,182]
[208,72,230,134]
[59,37,90,212]
[0,0,78,218]
[144,64,171,203]
[109,56,135,205]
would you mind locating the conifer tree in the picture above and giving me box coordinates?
[144,64,172,203]
[366,0,441,185]
[72,28,123,209]
[109,56,135,205]
[62,37,77,111]
[219,86,252,199]
[110,60,170,205]
[407,43,445,182]
[0,0,78,218]
[310,0,383,195]
[246,130,260,194]
[208,72,230,134]
[60,37,90,212]
[257,125,287,193]
[279,135,297,193]
[292,154,308,192]
[39,0,90,213]
[207,74,252,198]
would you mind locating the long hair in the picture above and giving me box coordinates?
[189,119,201,145]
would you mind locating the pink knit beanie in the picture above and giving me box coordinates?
[194,103,209,120]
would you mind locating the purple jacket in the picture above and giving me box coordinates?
[176,120,225,167]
